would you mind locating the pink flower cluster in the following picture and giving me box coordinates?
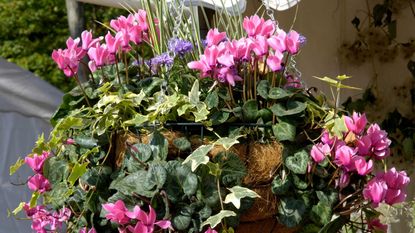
[25,151,51,193]
[188,15,303,86]
[102,200,171,233]
[79,227,97,233]
[310,112,392,188]
[363,167,410,207]
[23,204,71,233]
[52,10,152,76]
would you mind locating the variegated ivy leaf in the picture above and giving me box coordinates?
[182,144,214,171]
[189,80,200,105]
[214,135,243,151]
[200,210,236,230]
[224,186,260,209]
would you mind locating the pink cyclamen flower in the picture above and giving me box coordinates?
[267,29,287,52]
[81,30,102,51]
[65,138,75,145]
[79,227,97,233]
[353,156,373,176]
[126,205,171,233]
[105,31,123,54]
[87,44,111,72]
[267,52,284,72]
[205,227,218,233]
[357,134,372,156]
[383,167,410,190]
[366,124,391,159]
[337,171,350,189]
[252,36,269,57]
[102,200,130,225]
[334,145,355,170]
[243,15,275,38]
[368,218,387,232]
[310,143,331,163]
[344,112,367,135]
[206,28,227,47]
[25,151,50,174]
[363,177,388,207]
[321,130,336,146]
[28,174,51,193]
[134,9,148,31]
[285,30,301,54]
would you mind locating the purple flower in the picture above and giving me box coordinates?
[168,38,193,57]
[147,53,174,73]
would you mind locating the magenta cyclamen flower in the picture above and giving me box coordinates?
[102,200,130,224]
[344,112,368,135]
[205,227,218,233]
[380,167,410,205]
[334,145,355,170]
[353,156,373,176]
[363,178,388,207]
[79,227,97,233]
[52,37,85,77]
[81,30,102,51]
[23,204,71,233]
[310,143,331,163]
[285,30,301,55]
[368,218,387,232]
[25,151,50,174]
[87,44,112,72]
[28,174,51,193]
[125,205,171,233]
[267,29,287,52]
[366,124,391,159]
[243,15,275,38]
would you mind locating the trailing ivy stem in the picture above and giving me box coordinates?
[74,74,91,107]
[216,177,227,229]
[124,53,129,84]
[228,84,235,106]
[253,58,258,100]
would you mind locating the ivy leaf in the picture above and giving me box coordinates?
[270,100,307,117]
[332,116,348,138]
[200,210,236,229]
[215,135,242,151]
[9,157,25,176]
[242,99,258,121]
[224,186,260,209]
[278,197,306,227]
[273,121,296,141]
[68,162,89,186]
[285,150,310,174]
[123,113,148,127]
[189,80,200,105]
[206,90,219,109]
[257,80,270,99]
[173,137,191,151]
[268,87,290,99]
[182,145,213,171]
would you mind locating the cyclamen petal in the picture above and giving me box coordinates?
[102,200,130,224]
[28,174,51,193]
[334,145,355,170]
[353,156,373,176]
[363,178,387,207]
[285,30,301,54]
[267,52,284,71]
[206,28,227,47]
[385,189,407,205]
[25,151,50,174]
[344,112,367,135]
[368,218,387,232]
[310,143,331,163]
[205,227,219,233]
[267,29,287,52]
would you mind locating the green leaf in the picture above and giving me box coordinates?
[271,175,291,195]
[257,80,270,99]
[332,116,348,138]
[318,215,348,233]
[285,150,310,174]
[123,113,148,126]
[128,143,152,162]
[189,80,200,105]
[194,103,210,122]
[110,170,156,197]
[224,186,260,209]
[165,161,199,201]
[268,87,290,99]
[74,136,98,148]
[173,137,191,151]
[278,197,307,228]
[215,135,242,151]
[292,174,308,190]
[212,152,246,186]
[257,108,273,122]
[173,214,192,230]
[12,202,26,216]
[48,183,74,208]
[211,111,230,125]
[270,100,307,117]
[144,164,167,190]
[29,192,40,208]
[43,157,70,185]
[201,210,237,229]
[182,144,214,171]
[68,162,89,186]
[242,99,258,121]
[273,121,296,141]
[9,157,25,175]
[206,90,219,109]
[150,131,168,161]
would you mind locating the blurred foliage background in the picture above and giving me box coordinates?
[0,0,124,92]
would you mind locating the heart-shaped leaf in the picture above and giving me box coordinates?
[311,201,333,226]
[278,197,306,227]
[271,175,291,195]
[268,87,290,99]
[173,137,191,151]
[257,80,270,99]
[273,121,296,141]
[270,100,307,117]
[285,149,310,174]
[242,100,258,121]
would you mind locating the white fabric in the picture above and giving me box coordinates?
[0,58,63,233]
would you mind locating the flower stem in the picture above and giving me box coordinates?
[74,74,91,107]
[124,53,129,84]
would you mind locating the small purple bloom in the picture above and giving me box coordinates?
[147,53,174,73]
[299,34,307,46]
[168,38,193,57]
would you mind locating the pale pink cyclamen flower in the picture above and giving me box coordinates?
[87,44,112,72]
[368,218,387,232]
[79,227,97,233]
[285,30,301,54]
[81,30,102,51]
[188,45,221,78]
[110,15,135,32]
[102,200,130,224]
[25,151,50,174]
[52,37,85,77]
[226,38,253,62]
[216,53,243,86]
[363,177,388,207]
[134,9,148,31]
[267,52,284,71]
[206,28,227,47]
[344,112,368,135]
[310,143,331,163]
[243,15,275,38]
[28,174,51,193]
[126,205,171,233]
[334,145,355,171]
[267,29,287,52]
[380,167,410,205]
[252,36,269,57]
[105,32,123,54]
